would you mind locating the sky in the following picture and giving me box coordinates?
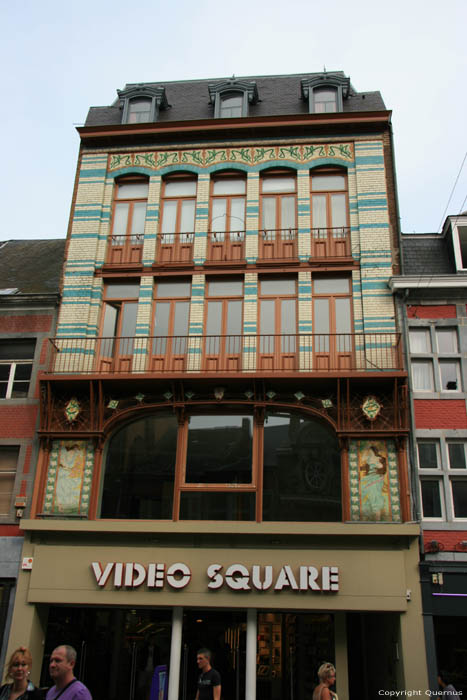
[1,0,466,240]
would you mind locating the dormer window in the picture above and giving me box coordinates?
[208,80,259,119]
[313,88,338,113]
[128,98,152,123]
[118,85,169,124]
[301,74,350,114]
[219,94,243,118]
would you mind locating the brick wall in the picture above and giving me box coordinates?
[407,305,456,319]
[423,530,467,552]
[0,406,38,439]
[414,399,467,429]
[0,315,53,332]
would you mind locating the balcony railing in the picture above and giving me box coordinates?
[47,333,403,375]
[103,227,352,266]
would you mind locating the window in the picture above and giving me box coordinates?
[158,177,197,264]
[109,179,148,265]
[452,223,467,270]
[259,276,297,370]
[261,173,296,234]
[313,276,352,369]
[208,80,258,119]
[151,279,191,372]
[409,325,462,392]
[219,94,243,118]
[0,340,36,399]
[0,446,19,516]
[101,410,341,522]
[417,437,467,521]
[313,88,337,113]
[128,98,152,123]
[118,85,168,124]
[310,170,349,256]
[300,75,350,114]
[210,176,246,235]
[99,282,140,372]
[411,360,434,391]
[204,278,243,371]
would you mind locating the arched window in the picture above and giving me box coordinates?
[101,413,179,519]
[107,177,148,265]
[313,87,338,113]
[100,408,342,522]
[127,98,152,123]
[219,93,243,118]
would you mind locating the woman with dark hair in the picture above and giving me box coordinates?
[312,662,337,700]
[0,647,43,700]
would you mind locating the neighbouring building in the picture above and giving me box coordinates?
[7,72,428,699]
[390,213,467,696]
[0,239,64,670]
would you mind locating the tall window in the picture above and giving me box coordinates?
[409,326,461,392]
[261,173,296,234]
[204,278,243,371]
[219,94,243,118]
[99,282,140,372]
[313,276,352,370]
[109,179,148,264]
[258,276,297,370]
[127,98,152,123]
[0,340,36,399]
[159,178,196,263]
[100,411,341,522]
[311,170,349,256]
[0,446,19,516]
[210,176,246,235]
[418,438,467,520]
[151,279,191,372]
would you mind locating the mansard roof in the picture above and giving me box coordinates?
[401,234,455,276]
[85,71,386,127]
[0,239,65,295]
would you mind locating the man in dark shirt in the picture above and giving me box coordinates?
[195,648,221,700]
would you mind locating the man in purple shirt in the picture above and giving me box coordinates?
[46,646,92,700]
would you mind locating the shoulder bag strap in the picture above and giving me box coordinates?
[51,678,77,700]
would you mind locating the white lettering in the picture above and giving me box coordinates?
[123,562,146,588]
[147,563,166,588]
[274,565,299,591]
[166,563,191,589]
[225,564,251,591]
[114,562,123,588]
[207,564,224,589]
[91,562,114,587]
[251,565,273,591]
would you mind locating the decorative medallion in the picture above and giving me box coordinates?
[185,391,195,400]
[321,399,333,409]
[107,399,119,410]
[266,391,276,400]
[294,391,305,401]
[163,391,173,401]
[64,397,81,423]
[214,387,225,401]
[135,393,145,403]
[361,396,382,421]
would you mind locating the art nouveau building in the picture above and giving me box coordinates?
[7,72,428,699]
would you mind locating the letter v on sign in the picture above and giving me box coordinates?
[91,562,115,587]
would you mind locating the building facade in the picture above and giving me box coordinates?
[0,239,64,670]
[7,73,428,699]
[391,214,467,695]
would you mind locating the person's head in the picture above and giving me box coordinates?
[5,647,32,682]
[317,662,336,687]
[196,648,212,672]
[49,645,77,687]
[437,671,451,689]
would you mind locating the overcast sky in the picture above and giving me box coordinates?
[1,0,466,240]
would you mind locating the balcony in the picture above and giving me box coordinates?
[103,227,352,266]
[47,333,403,376]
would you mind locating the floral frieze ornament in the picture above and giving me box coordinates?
[64,397,81,423]
[361,396,382,421]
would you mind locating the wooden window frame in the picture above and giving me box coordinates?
[208,174,246,262]
[150,279,192,372]
[108,177,148,265]
[260,171,297,259]
[158,176,197,264]
[312,276,353,371]
[310,168,350,257]
[258,276,297,371]
[202,278,244,372]
[98,282,140,373]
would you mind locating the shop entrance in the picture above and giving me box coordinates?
[180,609,246,700]
[40,606,172,700]
[257,612,334,700]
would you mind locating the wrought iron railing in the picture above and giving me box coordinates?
[47,333,403,375]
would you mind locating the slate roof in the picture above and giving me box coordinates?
[401,234,455,276]
[0,240,66,295]
[85,72,386,127]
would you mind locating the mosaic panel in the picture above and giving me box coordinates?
[42,440,94,516]
[348,439,401,522]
